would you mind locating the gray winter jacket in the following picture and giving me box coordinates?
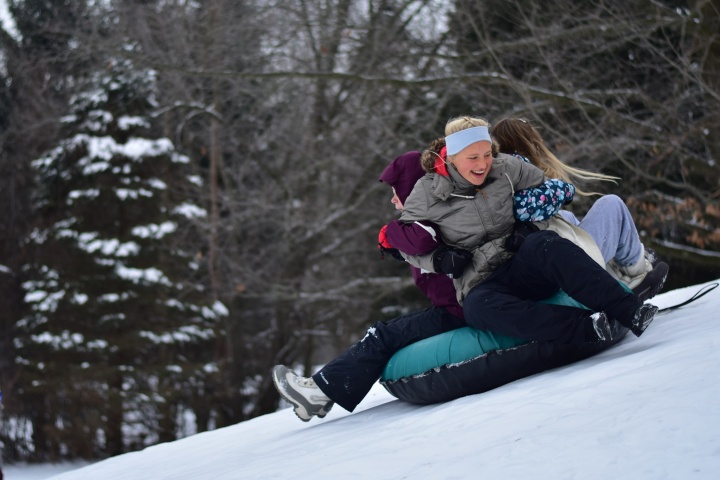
[399,153,546,303]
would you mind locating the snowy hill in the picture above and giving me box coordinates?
[45,280,720,480]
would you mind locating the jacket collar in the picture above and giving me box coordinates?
[431,164,477,200]
[432,156,506,200]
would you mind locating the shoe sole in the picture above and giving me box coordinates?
[634,262,669,302]
[271,365,313,422]
[631,304,659,336]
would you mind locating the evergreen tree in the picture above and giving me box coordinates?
[1,0,106,463]
[17,58,223,460]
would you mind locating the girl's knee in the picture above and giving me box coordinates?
[463,285,495,307]
[595,194,624,212]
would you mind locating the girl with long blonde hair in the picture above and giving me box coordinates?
[491,118,618,196]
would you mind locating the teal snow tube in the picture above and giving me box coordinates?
[380,288,630,404]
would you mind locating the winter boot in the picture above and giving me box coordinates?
[582,312,612,342]
[632,261,669,302]
[590,312,612,342]
[570,311,611,343]
[272,365,331,422]
[607,245,669,301]
[607,246,651,288]
[629,303,659,337]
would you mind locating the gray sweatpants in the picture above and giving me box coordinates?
[560,194,642,267]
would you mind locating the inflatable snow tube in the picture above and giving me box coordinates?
[379,289,630,405]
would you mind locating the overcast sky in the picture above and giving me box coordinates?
[0,0,19,40]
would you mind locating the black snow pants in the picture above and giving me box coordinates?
[462,230,641,343]
[312,306,466,412]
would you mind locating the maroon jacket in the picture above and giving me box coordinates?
[378,151,463,318]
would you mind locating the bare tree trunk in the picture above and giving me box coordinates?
[105,372,124,457]
[208,112,221,301]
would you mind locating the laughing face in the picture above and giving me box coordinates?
[450,141,493,186]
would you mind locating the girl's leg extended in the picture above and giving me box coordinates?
[313,307,466,412]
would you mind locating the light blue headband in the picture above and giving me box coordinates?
[445,126,492,155]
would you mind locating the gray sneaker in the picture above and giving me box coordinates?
[272,365,331,422]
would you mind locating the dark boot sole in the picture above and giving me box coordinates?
[633,262,669,303]
[631,304,659,337]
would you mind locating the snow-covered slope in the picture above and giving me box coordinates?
[49,280,720,480]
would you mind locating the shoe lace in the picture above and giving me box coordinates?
[296,376,317,388]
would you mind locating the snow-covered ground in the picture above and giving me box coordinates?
[5,279,720,480]
[3,463,88,480]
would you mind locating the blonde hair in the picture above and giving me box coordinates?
[491,118,619,196]
[420,116,491,172]
[445,115,490,137]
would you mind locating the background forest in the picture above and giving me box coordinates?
[0,0,718,464]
